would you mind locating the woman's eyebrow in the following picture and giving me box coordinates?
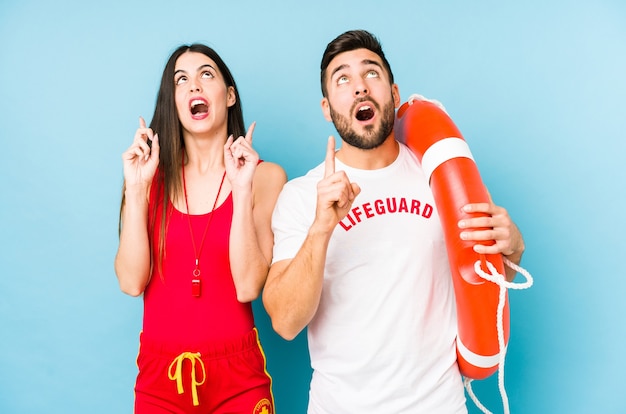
[174,64,216,76]
[197,64,216,72]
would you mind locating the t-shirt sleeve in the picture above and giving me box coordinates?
[271,179,315,264]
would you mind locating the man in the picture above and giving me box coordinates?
[263,30,524,413]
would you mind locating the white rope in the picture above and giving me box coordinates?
[406,93,449,114]
[464,257,533,414]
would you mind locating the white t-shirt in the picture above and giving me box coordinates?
[272,143,467,413]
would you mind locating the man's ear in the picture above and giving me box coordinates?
[321,97,333,122]
[227,86,236,107]
[392,84,401,108]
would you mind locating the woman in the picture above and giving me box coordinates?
[115,43,286,413]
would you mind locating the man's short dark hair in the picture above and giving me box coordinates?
[320,30,395,97]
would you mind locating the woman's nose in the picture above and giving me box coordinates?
[189,80,201,93]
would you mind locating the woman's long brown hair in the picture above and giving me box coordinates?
[118,43,246,275]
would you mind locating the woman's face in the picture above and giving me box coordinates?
[173,51,235,138]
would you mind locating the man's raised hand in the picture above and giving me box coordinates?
[314,136,361,232]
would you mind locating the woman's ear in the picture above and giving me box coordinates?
[227,86,236,107]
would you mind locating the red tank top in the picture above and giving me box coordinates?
[142,177,254,345]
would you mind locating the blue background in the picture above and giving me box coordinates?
[1,1,625,412]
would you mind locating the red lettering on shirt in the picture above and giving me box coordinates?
[339,197,434,231]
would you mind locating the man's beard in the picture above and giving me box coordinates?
[329,97,395,150]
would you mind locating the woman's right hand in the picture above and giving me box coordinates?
[122,116,160,187]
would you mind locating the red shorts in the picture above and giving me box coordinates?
[134,328,274,414]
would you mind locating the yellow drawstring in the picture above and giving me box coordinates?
[168,352,206,406]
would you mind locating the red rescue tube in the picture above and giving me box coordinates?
[395,97,510,380]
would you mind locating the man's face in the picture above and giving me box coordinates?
[321,48,400,150]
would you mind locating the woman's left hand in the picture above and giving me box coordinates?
[224,122,259,190]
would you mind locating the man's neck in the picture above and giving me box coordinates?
[335,134,399,170]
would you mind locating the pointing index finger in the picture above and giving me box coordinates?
[139,116,146,129]
[324,135,336,178]
[245,121,256,144]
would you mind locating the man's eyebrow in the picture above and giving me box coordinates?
[330,63,349,79]
[330,59,383,79]
[362,59,383,69]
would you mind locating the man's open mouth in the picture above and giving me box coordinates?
[356,105,374,121]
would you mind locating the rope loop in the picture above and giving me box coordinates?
[464,257,534,414]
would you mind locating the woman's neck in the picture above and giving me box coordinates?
[182,133,226,174]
